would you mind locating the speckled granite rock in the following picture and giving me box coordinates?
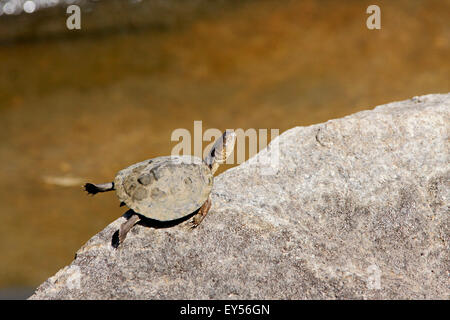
[30,93,449,299]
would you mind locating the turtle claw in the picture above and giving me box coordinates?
[189,197,211,229]
[189,220,200,229]
[84,183,99,195]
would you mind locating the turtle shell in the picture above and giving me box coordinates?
[114,155,213,221]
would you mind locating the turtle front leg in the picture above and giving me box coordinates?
[191,196,212,228]
[84,182,114,195]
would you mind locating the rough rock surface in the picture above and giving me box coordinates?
[30,94,449,299]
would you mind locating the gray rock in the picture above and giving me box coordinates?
[30,93,450,299]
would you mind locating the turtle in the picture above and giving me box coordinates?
[83,129,236,245]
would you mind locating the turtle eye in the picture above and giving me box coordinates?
[210,148,215,159]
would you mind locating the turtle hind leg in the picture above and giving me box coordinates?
[84,182,114,195]
[190,196,212,229]
[118,214,141,245]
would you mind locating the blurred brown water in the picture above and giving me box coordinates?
[0,0,449,291]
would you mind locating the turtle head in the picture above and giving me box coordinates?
[204,129,236,174]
